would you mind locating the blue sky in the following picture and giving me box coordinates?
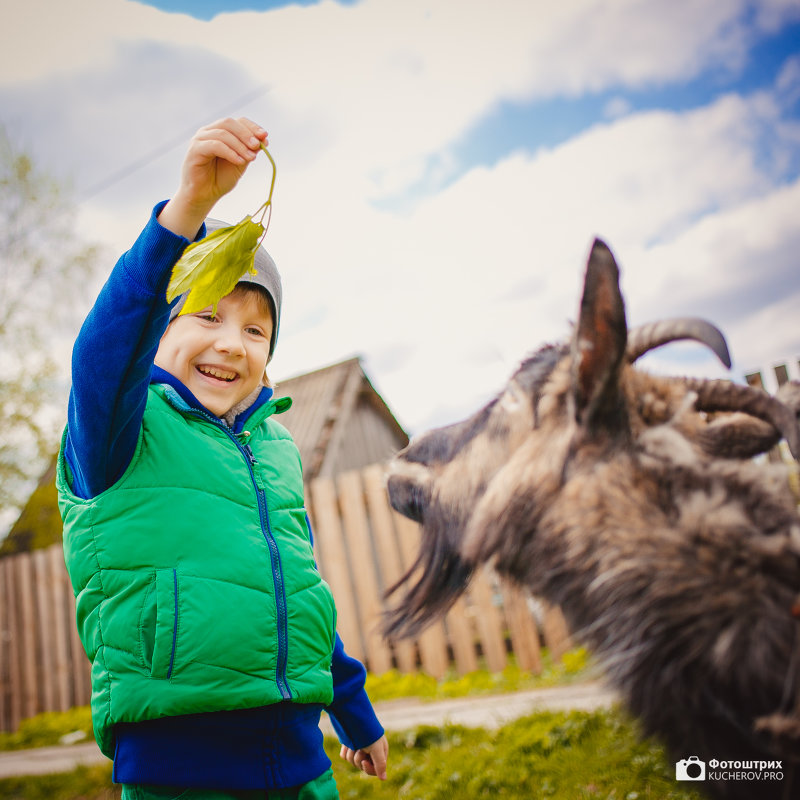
[138,0,358,17]
[2,0,800,437]
[392,12,800,209]
[462,24,800,157]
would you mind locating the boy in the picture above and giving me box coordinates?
[57,117,389,799]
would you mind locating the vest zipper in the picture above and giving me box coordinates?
[242,441,292,701]
[186,408,292,701]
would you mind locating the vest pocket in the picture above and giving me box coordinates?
[140,568,179,679]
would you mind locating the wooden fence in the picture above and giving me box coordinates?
[0,545,91,733]
[0,463,570,733]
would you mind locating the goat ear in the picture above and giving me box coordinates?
[570,239,628,430]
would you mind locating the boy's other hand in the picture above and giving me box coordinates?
[158,117,268,240]
[339,734,389,780]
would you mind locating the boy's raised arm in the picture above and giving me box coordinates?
[64,119,268,499]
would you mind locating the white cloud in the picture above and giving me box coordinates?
[1,0,781,192]
[1,0,799,436]
[0,0,180,84]
[604,96,634,119]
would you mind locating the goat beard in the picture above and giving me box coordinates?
[384,425,576,639]
[384,510,475,640]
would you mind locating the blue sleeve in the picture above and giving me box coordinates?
[64,202,197,499]
[325,633,385,750]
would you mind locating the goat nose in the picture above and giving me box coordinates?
[387,474,429,524]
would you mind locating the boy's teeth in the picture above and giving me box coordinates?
[198,366,236,381]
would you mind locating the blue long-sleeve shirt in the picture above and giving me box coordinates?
[64,202,383,789]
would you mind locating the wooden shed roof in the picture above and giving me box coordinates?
[273,356,409,481]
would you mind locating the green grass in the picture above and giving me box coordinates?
[0,764,118,800]
[332,708,704,799]
[0,706,93,752]
[0,651,702,798]
[364,647,594,704]
[0,708,703,800]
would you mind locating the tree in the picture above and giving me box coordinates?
[0,126,100,543]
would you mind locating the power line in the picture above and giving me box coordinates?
[78,83,272,203]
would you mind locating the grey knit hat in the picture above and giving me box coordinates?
[169,218,282,358]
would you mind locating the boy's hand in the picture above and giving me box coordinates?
[158,117,268,240]
[339,734,389,780]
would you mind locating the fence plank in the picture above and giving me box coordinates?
[16,554,39,720]
[501,583,542,673]
[308,476,364,662]
[542,603,572,659]
[362,465,417,673]
[33,550,55,714]
[0,559,9,731]
[48,546,72,712]
[3,557,22,731]
[444,596,479,674]
[469,568,507,673]
[337,470,393,674]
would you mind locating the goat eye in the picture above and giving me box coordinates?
[500,389,522,412]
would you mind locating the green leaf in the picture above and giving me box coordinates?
[166,216,264,316]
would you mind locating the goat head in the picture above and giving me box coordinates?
[386,239,800,800]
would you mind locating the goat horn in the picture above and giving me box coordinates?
[684,378,800,460]
[627,318,731,368]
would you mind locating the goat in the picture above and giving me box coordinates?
[385,239,800,800]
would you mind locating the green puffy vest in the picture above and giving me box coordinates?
[57,384,337,758]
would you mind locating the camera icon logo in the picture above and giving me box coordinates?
[675,756,706,781]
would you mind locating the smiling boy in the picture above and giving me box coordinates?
[156,288,272,415]
[155,260,276,419]
[56,118,388,800]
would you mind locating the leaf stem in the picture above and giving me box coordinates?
[252,144,277,233]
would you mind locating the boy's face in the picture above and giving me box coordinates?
[155,288,273,418]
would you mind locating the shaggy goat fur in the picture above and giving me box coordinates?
[386,240,800,800]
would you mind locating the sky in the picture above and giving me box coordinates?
[1,0,800,437]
